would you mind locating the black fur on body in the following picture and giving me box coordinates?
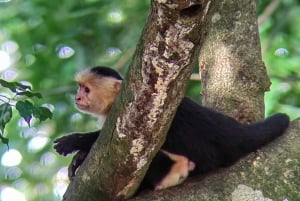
[54,67,290,191]
[162,98,289,175]
[54,98,289,190]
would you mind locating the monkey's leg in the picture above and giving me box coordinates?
[68,150,89,179]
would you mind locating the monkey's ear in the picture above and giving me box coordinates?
[114,81,122,92]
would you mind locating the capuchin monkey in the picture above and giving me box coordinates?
[54,66,290,192]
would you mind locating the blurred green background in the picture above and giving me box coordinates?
[0,0,299,200]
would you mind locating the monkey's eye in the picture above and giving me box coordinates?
[84,87,90,93]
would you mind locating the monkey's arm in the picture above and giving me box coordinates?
[53,130,99,156]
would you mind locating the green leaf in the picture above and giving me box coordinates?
[16,101,52,126]
[0,79,17,92]
[16,100,34,127]
[0,134,9,147]
[16,91,43,99]
[33,106,53,122]
[0,103,13,133]
[0,79,31,93]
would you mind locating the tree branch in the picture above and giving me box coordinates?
[129,119,299,201]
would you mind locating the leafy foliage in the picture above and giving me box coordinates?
[0,79,31,92]
[0,103,12,145]
[0,80,52,146]
[257,0,300,119]
[16,100,52,126]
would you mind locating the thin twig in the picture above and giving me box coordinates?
[39,85,75,97]
[258,0,280,26]
[261,4,292,55]
[113,46,136,70]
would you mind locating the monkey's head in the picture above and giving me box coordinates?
[74,66,123,116]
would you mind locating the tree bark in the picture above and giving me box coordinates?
[199,0,270,123]
[129,119,300,201]
[63,0,212,200]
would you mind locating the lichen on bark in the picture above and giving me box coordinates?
[199,0,270,122]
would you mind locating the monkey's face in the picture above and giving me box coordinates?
[75,77,121,117]
[75,83,94,114]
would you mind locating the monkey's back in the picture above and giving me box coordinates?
[162,97,289,175]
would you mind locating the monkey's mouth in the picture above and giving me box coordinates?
[75,103,89,110]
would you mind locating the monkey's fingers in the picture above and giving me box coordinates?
[68,150,88,180]
[54,131,98,156]
[54,135,79,156]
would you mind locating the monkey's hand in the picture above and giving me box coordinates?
[54,133,81,156]
[54,131,100,156]
[68,150,89,179]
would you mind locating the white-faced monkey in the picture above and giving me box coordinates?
[54,66,289,192]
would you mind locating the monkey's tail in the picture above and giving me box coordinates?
[240,113,290,152]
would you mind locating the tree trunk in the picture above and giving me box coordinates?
[199,0,270,123]
[63,0,212,200]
